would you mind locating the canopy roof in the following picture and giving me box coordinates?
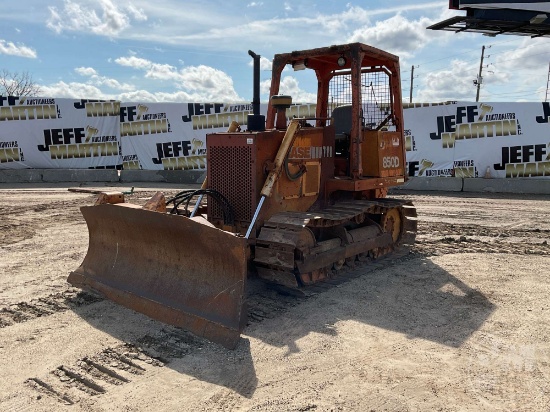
[428,1,550,37]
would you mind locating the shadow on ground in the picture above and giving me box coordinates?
[72,252,494,398]
[245,254,494,353]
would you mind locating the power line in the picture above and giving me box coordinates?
[491,50,550,65]
[484,88,544,97]
[406,39,549,79]
[414,36,519,67]
[406,37,521,72]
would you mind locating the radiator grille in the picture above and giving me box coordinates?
[208,145,254,222]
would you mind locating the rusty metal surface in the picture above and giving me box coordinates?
[296,233,392,274]
[362,131,404,178]
[254,246,295,269]
[253,199,417,288]
[68,204,248,349]
[267,43,401,129]
[94,192,125,205]
[325,176,406,195]
[256,267,299,288]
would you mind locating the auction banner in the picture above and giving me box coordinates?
[404,102,550,179]
[2,96,548,179]
[119,102,317,171]
[0,97,121,169]
[120,102,223,171]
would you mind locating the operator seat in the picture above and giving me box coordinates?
[331,105,352,141]
[331,104,352,176]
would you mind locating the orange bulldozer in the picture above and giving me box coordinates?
[69,43,416,348]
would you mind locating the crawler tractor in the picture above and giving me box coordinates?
[69,43,417,349]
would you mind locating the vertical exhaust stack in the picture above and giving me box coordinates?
[247,50,265,132]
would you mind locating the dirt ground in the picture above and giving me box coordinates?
[0,183,549,411]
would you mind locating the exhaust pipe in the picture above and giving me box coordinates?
[247,50,265,132]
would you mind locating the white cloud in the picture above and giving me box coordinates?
[94,77,136,91]
[414,60,481,102]
[114,54,244,101]
[261,76,317,103]
[4,1,545,104]
[495,38,550,71]
[37,79,239,102]
[259,56,272,71]
[121,3,434,52]
[114,56,182,81]
[248,56,272,71]
[116,89,161,102]
[40,2,454,63]
[145,63,181,81]
[176,65,243,101]
[125,4,147,21]
[114,56,152,70]
[75,66,135,92]
[117,89,219,103]
[75,67,98,76]
[47,0,148,36]
[0,39,37,58]
[347,14,441,58]
[39,81,111,99]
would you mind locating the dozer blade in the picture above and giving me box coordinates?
[68,203,249,349]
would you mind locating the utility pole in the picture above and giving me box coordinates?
[475,45,485,102]
[410,65,415,103]
[545,62,550,102]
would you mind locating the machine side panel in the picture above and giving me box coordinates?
[362,131,404,178]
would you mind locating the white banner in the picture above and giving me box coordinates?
[1,96,548,179]
[119,102,317,171]
[0,97,121,169]
[119,102,227,171]
[404,102,550,179]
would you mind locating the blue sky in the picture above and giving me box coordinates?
[1,1,549,103]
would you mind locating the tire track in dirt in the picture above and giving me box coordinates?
[9,188,547,408]
[19,253,415,407]
[0,289,103,328]
[415,221,550,257]
[10,238,535,408]
[24,328,201,405]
